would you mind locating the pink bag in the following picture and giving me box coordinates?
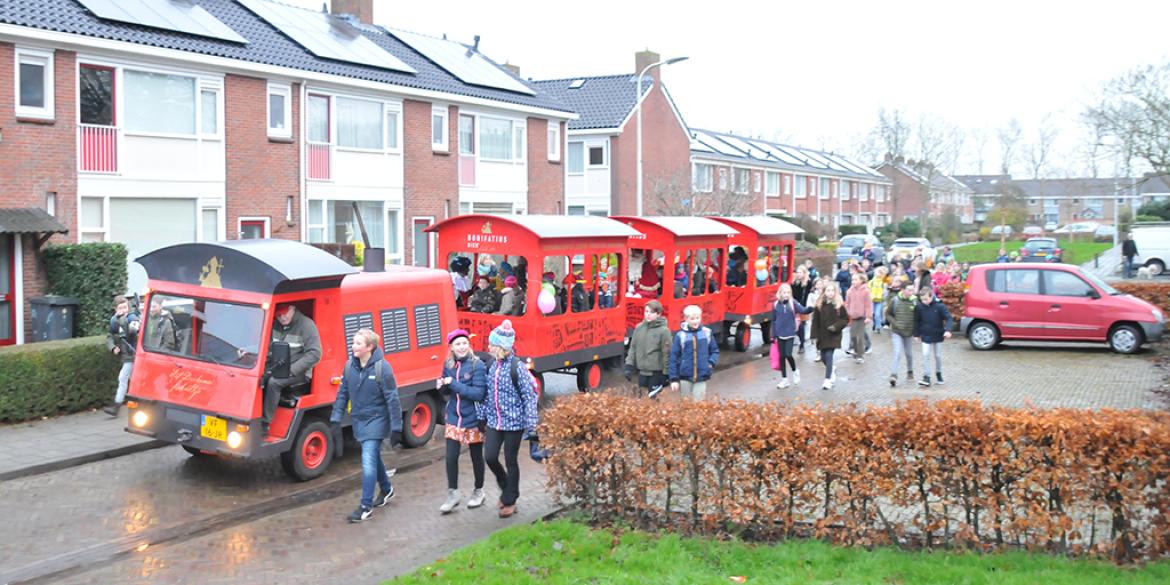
[769,340,781,370]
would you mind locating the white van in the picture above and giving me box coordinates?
[1130,223,1170,275]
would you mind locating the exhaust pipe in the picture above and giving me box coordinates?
[350,202,385,272]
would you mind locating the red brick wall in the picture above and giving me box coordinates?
[224,75,300,240]
[0,43,78,339]
[403,100,457,266]
[879,165,928,223]
[611,83,691,215]
[526,118,564,214]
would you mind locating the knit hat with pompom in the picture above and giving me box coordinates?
[488,319,516,351]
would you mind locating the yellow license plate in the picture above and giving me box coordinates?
[200,415,227,441]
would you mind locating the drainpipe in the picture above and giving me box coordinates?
[299,80,308,242]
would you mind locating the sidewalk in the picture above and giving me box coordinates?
[1080,243,1122,281]
[0,409,165,481]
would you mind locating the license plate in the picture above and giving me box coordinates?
[200,415,227,441]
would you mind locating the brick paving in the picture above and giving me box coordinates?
[0,410,163,480]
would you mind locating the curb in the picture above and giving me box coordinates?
[0,439,170,483]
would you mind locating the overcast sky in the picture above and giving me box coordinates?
[290,0,1170,176]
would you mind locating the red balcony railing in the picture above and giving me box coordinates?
[79,124,118,173]
[308,143,331,180]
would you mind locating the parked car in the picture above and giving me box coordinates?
[836,234,883,265]
[989,225,1014,238]
[1130,223,1170,275]
[961,263,1165,354]
[1018,237,1062,262]
[1094,225,1117,242]
[1044,221,1058,231]
[1053,221,1099,235]
[886,237,935,265]
[1022,225,1044,237]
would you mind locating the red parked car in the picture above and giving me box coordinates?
[961,263,1165,354]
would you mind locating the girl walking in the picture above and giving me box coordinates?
[483,320,539,518]
[845,273,873,362]
[436,329,488,514]
[869,266,888,334]
[772,283,813,388]
[914,287,953,387]
[811,282,850,390]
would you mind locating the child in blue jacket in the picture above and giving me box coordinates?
[437,329,488,514]
[668,305,720,401]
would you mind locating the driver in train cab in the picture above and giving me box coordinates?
[262,304,322,434]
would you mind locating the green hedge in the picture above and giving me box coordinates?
[43,243,128,337]
[0,336,119,422]
[838,224,867,236]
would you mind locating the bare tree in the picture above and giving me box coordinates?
[1086,61,1170,177]
[997,118,1022,175]
[1076,113,1109,178]
[968,128,990,174]
[649,170,756,217]
[875,107,911,159]
[1024,115,1060,179]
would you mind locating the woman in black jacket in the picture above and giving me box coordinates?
[810,282,850,390]
[913,287,953,387]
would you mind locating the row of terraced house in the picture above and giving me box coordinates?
[0,0,940,345]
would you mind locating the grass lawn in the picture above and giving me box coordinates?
[954,240,1113,265]
[389,519,1169,584]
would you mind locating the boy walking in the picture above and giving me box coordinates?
[884,280,917,386]
[104,296,140,417]
[624,300,672,398]
[913,287,953,387]
[669,305,720,400]
[845,273,873,362]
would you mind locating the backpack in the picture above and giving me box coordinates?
[486,354,537,403]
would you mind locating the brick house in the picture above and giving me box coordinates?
[0,0,572,343]
[956,174,1147,228]
[877,157,975,226]
[689,129,892,232]
[532,51,691,216]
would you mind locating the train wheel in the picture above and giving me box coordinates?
[760,320,773,345]
[403,393,438,448]
[280,419,333,481]
[576,361,603,393]
[734,322,750,352]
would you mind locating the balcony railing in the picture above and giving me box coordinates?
[308,142,331,181]
[79,124,118,173]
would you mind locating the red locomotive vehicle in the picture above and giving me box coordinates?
[614,216,737,334]
[427,214,640,394]
[707,216,802,351]
[124,240,454,480]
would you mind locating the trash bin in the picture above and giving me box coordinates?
[29,296,78,342]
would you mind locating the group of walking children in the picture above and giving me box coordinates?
[624,300,720,400]
[770,268,953,390]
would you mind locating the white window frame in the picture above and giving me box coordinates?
[819,177,831,200]
[718,168,728,191]
[860,183,870,202]
[477,115,525,163]
[79,196,108,242]
[200,205,223,242]
[266,82,292,139]
[331,94,399,153]
[841,180,851,201]
[693,163,713,193]
[732,168,750,194]
[765,171,780,196]
[752,171,762,193]
[547,121,560,161]
[587,143,608,169]
[198,82,222,139]
[431,105,448,152]
[783,174,791,196]
[793,175,806,198]
[237,216,271,239]
[15,47,54,120]
[566,140,584,175]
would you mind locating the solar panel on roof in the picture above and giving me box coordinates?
[569,79,586,89]
[695,132,747,157]
[76,0,248,43]
[238,0,415,73]
[391,29,534,95]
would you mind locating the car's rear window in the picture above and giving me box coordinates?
[1024,239,1056,249]
[840,236,865,247]
[893,239,921,247]
[985,269,1040,294]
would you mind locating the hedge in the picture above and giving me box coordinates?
[43,243,128,337]
[0,336,119,422]
[1113,282,1170,314]
[542,395,1170,563]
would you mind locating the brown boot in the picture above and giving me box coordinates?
[498,504,517,518]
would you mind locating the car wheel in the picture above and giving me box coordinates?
[280,419,333,481]
[1108,324,1142,354]
[1146,259,1165,276]
[967,321,1000,351]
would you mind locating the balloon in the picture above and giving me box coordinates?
[541,282,556,297]
[755,269,768,281]
[755,259,767,271]
[537,290,556,314]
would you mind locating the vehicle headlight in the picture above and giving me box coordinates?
[1154,309,1164,322]
[132,410,149,428]
[227,431,244,449]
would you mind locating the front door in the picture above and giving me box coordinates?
[1040,269,1103,340]
[986,268,1047,339]
[412,218,433,267]
[0,235,15,345]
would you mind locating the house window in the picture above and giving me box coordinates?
[718,168,728,190]
[124,70,196,135]
[79,64,115,126]
[267,83,291,139]
[15,47,53,119]
[588,144,607,167]
[860,183,870,201]
[431,106,448,151]
[480,117,515,160]
[843,214,854,225]
[783,174,791,195]
[200,89,218,136]
[336,97,383,150]
[385,108,399,149]
[752,172,762,193]
[567,141,584,174]
[307,94,329,143]
[733,168,750,194]
[568,205,586,216]
[819,178,831,199]
[765,172,779,196]
[547,122,560,161]
[841,181,851,201]
[793,175,806,198]
[693,164,713,192]
[202,208,219,241]
[513,124,525,162]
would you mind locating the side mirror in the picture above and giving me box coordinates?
[1086,289,1101,300]
[268,341,291,378]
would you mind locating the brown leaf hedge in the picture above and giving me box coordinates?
[542,395,1170,562]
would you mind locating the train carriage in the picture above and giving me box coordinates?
[614,216,739,335]
[426,214,640,394]
[707,216,803,351]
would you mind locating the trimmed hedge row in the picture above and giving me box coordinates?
[1113,282,1170,314]
[43,243,128,337]
[542,395,1170,563]
[0,336,119,422]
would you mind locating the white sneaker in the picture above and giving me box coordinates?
[439,489,461,514]
[777,378,790,389]
[855,357,865,364]
[822,379,833,390]
[830,372,837,384]
[467,488,486,509]
[792,370,801,385]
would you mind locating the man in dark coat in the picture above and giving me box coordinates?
[262,304,321,433]
[331,329,402,523]
[1122,234,1138,279]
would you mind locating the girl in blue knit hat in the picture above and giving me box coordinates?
[483,319,539,518]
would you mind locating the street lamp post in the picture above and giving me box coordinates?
[636,56,688,217]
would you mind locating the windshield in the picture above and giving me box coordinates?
[1079,270,1120,296]
[143,293,265,369]
[839,236,865,247]
[1024,239,1056,249]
